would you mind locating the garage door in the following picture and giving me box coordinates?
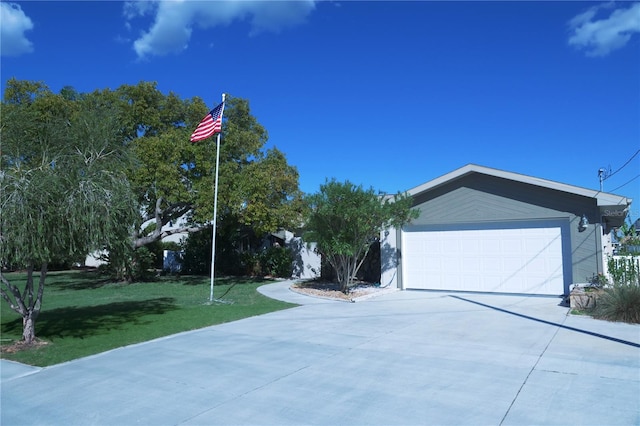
[401,223,565,295]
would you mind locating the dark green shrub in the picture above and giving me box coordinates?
[260,246,293,278]
[179,228,293,277]
[240,252,262,276]
[180,229,212,275]
[180,228,255,276]
[99,246,156,282]
[146,239,165,270]
[130,247,156,281]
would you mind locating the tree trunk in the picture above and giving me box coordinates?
[20,262,47,344]
[325,254,356,293]
[337,258,350,293]
[22,313,36,344]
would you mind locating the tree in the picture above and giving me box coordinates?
[304,180,418,293]
[100,81,208,249]
[2,80,306,283]
[0,80,138,344]
[124,90,305,254]
[615,218,640,255]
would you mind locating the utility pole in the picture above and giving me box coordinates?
[598,167,609,192]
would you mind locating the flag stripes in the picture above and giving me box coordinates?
[190,101,225,142]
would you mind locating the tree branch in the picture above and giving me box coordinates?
[0,272,27,316]
[132,197,203,248]
[161,202,192,224]
[32,262,47,322]
[132,197,164,248]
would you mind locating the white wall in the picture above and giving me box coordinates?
[289,237,321,280]
[84,250,107,267]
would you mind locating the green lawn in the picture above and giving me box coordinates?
[0,270,297,366]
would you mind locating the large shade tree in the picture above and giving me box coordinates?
[107,83,305,255]
[304,180,419,293]
[0,80,139,343]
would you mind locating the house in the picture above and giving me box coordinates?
[84,214,191,268]
[380,164,632,296]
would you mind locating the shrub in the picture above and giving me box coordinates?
[241,252,262,276]
[260,246,293,278]
[588,273,609,288]
[590,257,640,324]
[99,246,156,282]
[180,228,213,275]
[592,284,640,324]
[178,228,293,278]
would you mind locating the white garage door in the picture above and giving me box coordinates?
[401,224,565,295]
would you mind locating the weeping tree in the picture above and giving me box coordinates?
[304,180,418,293]
[0,80,138,344]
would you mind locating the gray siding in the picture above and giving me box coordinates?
[569,216,601,284]
[412,174,598,224]
[408,174,601,287]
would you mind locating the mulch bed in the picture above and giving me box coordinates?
[1,338,49,354]
[291,280,385,301]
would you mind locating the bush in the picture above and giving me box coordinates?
[260,246,293,278]
[180,229,212,275]
[590,258,640,323]
[179,228,293,278]
[592,284,640,324]
[99,246,156,282]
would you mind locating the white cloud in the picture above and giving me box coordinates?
[1,2,34,57]
[568,2,640,57]
[124,0,317,59]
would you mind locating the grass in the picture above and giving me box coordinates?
[0,270,297,366]
[569,309,590,316]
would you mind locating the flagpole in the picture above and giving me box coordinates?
[210,93,225,303]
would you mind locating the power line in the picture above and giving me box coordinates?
[604,149,640,180]
[610,174,640,193]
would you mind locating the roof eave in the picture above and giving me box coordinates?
[407,164,632,208]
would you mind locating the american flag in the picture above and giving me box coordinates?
[190,101,225,142]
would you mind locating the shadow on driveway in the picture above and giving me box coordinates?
[450,295,640,348]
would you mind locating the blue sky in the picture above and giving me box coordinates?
[2,1,639,220]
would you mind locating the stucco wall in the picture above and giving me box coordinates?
[289,237,321,279]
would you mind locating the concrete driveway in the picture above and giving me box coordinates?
[1,281,639,425]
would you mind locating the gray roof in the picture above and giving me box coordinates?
[407,163,632,211]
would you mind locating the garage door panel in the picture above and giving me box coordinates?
[464,257,481,275]
[481,239,501,255]
[401,224,565,295]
